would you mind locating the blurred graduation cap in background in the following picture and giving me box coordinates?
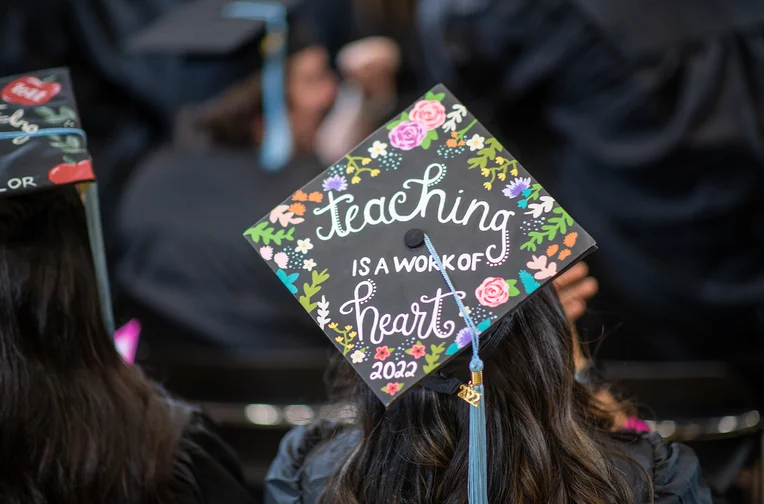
[128,0,302,172]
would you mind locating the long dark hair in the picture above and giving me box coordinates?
[320,287,641,504]
[0,187,193,504]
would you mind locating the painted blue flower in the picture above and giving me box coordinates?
[276,268,300,294]
[322,175,348,192]
[517,199,528,209]
[521,188,532,197]
[502,177,531,199]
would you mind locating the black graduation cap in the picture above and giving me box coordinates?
[244,84,597,406]
[129,0,266,54]
[0,67,114,336]
[128,0,296,171]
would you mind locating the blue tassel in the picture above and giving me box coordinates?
[468,358,488,504]
[422,234,489,503]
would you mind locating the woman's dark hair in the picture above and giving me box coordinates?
[320,287,642,504]
[0,188,194,504]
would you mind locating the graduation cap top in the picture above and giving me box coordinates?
[0,67,113,335]
[0,68,94,193]
[128,0,293,55]
[128,0,295,172]
[245,85,596,407]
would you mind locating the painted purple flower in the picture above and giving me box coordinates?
[322,175,348,192]
[456,327,473,349]
[503,177,532,199]
[388,120,427,151]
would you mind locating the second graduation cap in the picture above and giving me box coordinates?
[245,85,596,406]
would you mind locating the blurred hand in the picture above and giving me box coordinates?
[553,262,598,323]
[336,37,401,99]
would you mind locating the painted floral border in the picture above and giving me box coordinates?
[247,88,589,402]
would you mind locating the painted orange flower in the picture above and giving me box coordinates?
[558,249,572,260]
[308,192,323,203]
[288,203,306,216]
[458,140,466,146]
[451,131,459,139]
[546,244,559,257]
[564,232,578,248]
[446,138,458,148]
[292,190,308,202]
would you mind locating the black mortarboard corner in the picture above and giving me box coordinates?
[0,68,114,337]
[244,85,596,502]
[128,0,294,172]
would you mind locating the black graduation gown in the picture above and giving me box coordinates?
[263,422,715,504]
[166,402,257,504]
[115,146,328,351]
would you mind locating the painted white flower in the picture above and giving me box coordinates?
[295,238,314,255]
[259,246,273,260]
[368,140,388,159]
[350,350,366,363]
[458,306,473,318]
[466,134,485,152]
[274,252,289,269]
[524,196,555,218]
[303,258,317,271]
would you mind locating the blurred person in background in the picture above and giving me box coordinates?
[297,0,764,384]
[116,41,339,352]
[0,188,255,504]
[411,0,764,385]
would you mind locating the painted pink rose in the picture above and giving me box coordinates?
[409,100,446,130]
[475,277,510,308]
[389,120,427,151]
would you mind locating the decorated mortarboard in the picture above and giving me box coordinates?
[0,67,115,338]
[128,0,293,172]
[244,85,595,502]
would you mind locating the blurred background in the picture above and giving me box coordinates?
[2,0,763,501]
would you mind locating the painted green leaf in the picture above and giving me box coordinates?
[486,138,504,150]
[60,106,78,120]
[420,129,438,150]
[35,106,55,117]
[386,119,402,131]
[505,279,520,297]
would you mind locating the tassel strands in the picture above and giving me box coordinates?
[423,234,489,504]
[468,359,488,504]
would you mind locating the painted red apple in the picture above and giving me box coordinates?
[1,76,62,106]
[48,160,95,185]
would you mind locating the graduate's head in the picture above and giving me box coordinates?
[197,45,337,152]
[321,287,635,504]
[244,86,642,504]
[0,187,119,368]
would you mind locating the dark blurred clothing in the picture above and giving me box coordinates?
[169,401,257,503]
[419,0,764,363]
[116,145,327,351]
